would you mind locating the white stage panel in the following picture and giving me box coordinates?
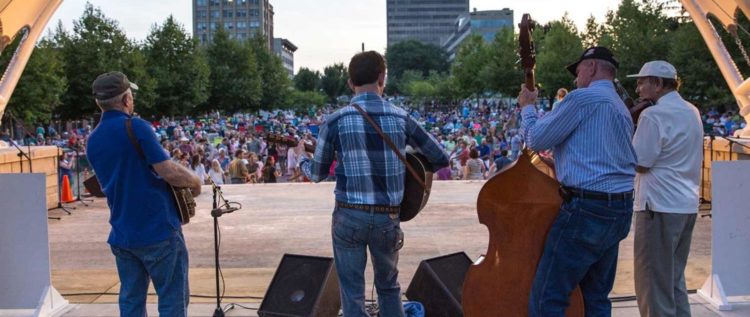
[0,174,52,308]
[711,162,750,296]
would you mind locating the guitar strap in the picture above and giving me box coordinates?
[351,103,427,191]
[124,118,147,160]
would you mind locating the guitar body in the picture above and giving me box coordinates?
[400,152,432,222]
[170,186,196,225]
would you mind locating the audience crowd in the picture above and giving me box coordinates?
[1,100,745,187]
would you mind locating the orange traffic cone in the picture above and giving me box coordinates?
[61,175,74,203]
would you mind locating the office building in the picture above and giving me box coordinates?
[387,0,470,48]
[442,8,514,60]
[193,0,274,49]
[273,38,297,77]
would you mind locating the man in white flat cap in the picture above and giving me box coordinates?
[628,61,703,317]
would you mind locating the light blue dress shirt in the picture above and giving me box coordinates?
[521,80,636,193]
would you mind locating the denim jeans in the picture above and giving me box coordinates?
[332,206,405,317]
[110,230,190,317]
[529,197,633,317]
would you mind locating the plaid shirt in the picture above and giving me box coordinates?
[301,93,449,206]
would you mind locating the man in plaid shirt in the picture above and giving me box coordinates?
[300,51,448,317]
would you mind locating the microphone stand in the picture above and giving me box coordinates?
[71,146,93,206]
[9,139,32,173]
[209,180,240,317]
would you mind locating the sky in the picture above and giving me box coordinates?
[46,0,622,73]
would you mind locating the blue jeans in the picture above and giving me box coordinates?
[110,230,190,317]
[529,197,633,317]
[332,207,405,317]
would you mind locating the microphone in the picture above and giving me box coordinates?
[222,207,239,213]
[211,205,240,217]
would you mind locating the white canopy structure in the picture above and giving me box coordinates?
[681,0,750,136]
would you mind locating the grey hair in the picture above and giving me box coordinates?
[95,89,130,111]
[595,60,617,78]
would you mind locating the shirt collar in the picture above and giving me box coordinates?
[589,80,615,89]
[101,110,130,120]
[656,91,681,105]
[351,92,384,104]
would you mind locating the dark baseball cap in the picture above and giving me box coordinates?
[566,46,619,76]
[92,71,138,100]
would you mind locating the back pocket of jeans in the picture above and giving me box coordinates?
[332,218,360,249]
[572,207,616,249]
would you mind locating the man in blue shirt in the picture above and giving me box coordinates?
[86,72,201,317]
[300,51,448,317]
[519,47,636,316]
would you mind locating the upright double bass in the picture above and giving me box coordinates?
[461,14,584,317]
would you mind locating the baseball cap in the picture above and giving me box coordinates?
[566,46,620,76]
[627,60,677,79]
[92,71,139,100]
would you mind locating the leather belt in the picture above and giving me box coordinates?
[336,201,400,214]
[559,186,633,202]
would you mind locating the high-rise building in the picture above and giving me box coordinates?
[273,38,297,77]
[193,0,274,49]
[387,0,470,48]
[442,8,514,60]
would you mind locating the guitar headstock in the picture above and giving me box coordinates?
[518,14,536,91]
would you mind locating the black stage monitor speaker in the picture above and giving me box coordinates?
[405,252,472,317]
[258,254,341,317]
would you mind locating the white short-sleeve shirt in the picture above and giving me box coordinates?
[632,91,703,213]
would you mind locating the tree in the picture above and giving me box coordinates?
[451,34,489,98]
[0,37,66,125]
[536,15,583,105]
[668,21,734,109]
[581,15,602,48]
[205,26,261,113]
[320,63,348,103]
[598,0,671,91]
[385,40,449,93]
[144,15,209,117]
[248,30,290,109]
[285,89,327,109]
[294,67,321,92]
[55,3,152,119]
[483,27,524,96]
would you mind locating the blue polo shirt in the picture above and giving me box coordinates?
[87,111,180,248]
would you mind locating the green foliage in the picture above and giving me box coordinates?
[55,3,151,119]
[581,15,602,48]
[667,21,734,109]
[399,70,457,103]
[483,27,523,96]
[248,30,291,109]
[320,63,349,103]
[451,34,489,98]
[536,15,583,102]
[285,89,327,110]
[294,67,321,92]
[385,40,449,93]
[599,0,671,91]
[144,15,209,117]
[4,0,747,121]
[205,26,261,113]
[0,38,66,124]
